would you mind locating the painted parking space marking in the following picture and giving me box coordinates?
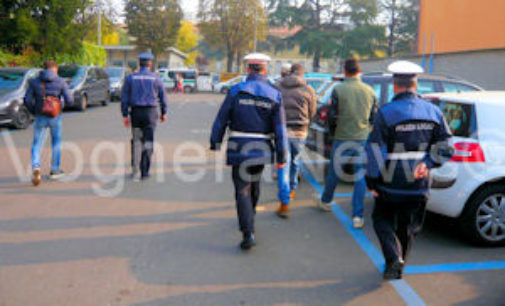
[301,164,427,306]
[302,160,505,276]
[405,261,505,274]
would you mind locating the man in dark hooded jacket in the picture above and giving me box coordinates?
[24,60,73,186]
[276,63,317,218]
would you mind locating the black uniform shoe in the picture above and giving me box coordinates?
[383,260,404,280]
[49,170,65,180]
[239,232,256,250]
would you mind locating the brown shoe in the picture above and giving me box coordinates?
[290,190,296,200]
[276,203,290,219]
[32,168,41,186]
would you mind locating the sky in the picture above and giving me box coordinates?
[109,0,200,22]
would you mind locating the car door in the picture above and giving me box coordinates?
[84,68,97,104]
[97,68,109,101]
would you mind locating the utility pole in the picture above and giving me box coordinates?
[97,0,102,45]
[387,0,396,57]
[253,3,257,52]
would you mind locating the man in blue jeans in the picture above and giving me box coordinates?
[24,60,73,186]
[317,58,377,228]
[276,63,317,218]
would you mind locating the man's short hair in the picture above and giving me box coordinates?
[290,63,304,75]
[44,60,57,70]
[344,58,360,75]
[248,63,266,74]
[393,74,417,89]
[139,59,152,67]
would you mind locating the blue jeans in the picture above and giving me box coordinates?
[321,140,366,218]
[278,138,306,205]
[31,115,62,172]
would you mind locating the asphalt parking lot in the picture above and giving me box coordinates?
[0,93,504,305]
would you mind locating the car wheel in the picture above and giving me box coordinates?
[220,87,229,94]
[77,94,88,112]
[102,92,110,106]
[183,86,192,93]
[460,184,505,245]
[11,105,32,129]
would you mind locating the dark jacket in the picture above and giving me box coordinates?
[210,74,288,166]
[365,91,453,201]
[24,70,73,115]
[121,67,167,117]
[277,75,317,139]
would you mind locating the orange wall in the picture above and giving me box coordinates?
[418,0,505,54]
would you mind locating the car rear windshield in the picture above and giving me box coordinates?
[429,99,477,138]
[0,71,25,89]
[58,66,86,81]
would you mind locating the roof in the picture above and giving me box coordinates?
[103,45,188,59]
[424,91,505,106]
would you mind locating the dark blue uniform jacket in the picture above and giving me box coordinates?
[121,67,167,117]
[365,91,453,201]
[210,74,288,166]
[24,70,73,115]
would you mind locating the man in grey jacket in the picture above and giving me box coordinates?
[276,63,317,218]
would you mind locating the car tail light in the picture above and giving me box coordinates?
[451,142,485,162]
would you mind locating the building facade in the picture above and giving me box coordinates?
[104,46,188,69]
[418,0,505,54]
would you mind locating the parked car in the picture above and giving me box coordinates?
[306,73,484,157]
[0,67,40,129]
[425,91,505,245]
[159,68,198,93]
[303,73,333,91]
[104,67,130,101]
[58,66,110,111]
[213,75,246,94]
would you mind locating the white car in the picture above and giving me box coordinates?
[213,75,246,94]
[425,91,505,245]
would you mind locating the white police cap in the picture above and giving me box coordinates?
[244,53,272,64]
[387,60,424,75]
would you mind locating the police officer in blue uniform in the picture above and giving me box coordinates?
[210,53,288,250]
[365,61,453,280]
[121,53,168,181]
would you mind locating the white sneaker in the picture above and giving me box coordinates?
[132,172,141,182]
[353,217,364,229]
[315,196,333,212]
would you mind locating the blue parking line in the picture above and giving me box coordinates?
[301,164,426,306]
[405,261,505,275]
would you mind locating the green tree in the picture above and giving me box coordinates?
[125,0,183,64]
[198,0,267,73]
[0,0,90,57]
[268,0,347,72]
[381,0,419,56]
[340,0,386,59]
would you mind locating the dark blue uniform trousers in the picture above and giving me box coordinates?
[372,196,427,264]
[232,165,265,234]
[130,107,157,177]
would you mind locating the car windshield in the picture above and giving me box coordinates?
[0,71,25,89]
[104,68,123,79]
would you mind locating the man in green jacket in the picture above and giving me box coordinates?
[316,58,377,229]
